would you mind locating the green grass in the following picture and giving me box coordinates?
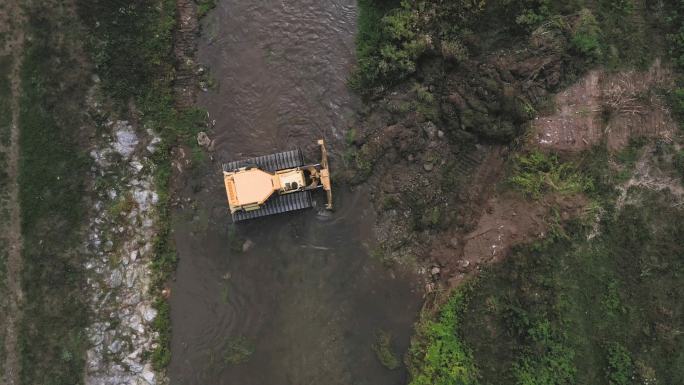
[0,238,6,378]
[18,8,91,384]
[0,44,12,385]
[407,289,480,385]
[196,0,217,19]
[457,186,684,385]
[510,151,594,199]
[0,55,11,147]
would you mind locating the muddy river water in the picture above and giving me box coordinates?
[168,1,421,384]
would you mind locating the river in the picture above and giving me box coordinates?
[168,1,421,384]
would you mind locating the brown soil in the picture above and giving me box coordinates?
[438,192,588,287]
[0,0,24,383]
[532,60,677,152]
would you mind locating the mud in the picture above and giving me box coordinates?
[168,1,421,384]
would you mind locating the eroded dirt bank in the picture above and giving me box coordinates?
[169,1,421,384]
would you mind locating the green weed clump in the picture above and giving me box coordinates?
[372,330,401,370]
[407,290,479,385]
[605,342,634,385]
[224,336,255,365]
[571,8,602,60]
[196,0,217,18]
[510,151,593,199]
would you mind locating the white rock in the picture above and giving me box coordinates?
[130,160,144,174]
[108,339,123,354]
[140,304,157,323]
[113,126,139,158]
[197,131,212,148]
[141,364,156,385]
[109,269,123,288]
[242,239,255,252]
[129,314,144,334]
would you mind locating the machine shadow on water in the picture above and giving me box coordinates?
[168,0,421,384]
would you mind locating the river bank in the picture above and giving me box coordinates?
[0,0,203,383]
[349,1,684,384]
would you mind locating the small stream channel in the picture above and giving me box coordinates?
[168,1,422,384]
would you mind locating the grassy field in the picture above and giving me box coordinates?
[17,5,91,384]
[0,52,12,381]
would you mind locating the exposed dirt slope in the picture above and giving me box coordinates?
[532,60,676,152]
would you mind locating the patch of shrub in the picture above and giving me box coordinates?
[510,151,594,199]
[571,8,602,60]
[407,290,479,385]
[605,342,634,385]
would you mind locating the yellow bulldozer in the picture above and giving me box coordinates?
[222,139,332,222]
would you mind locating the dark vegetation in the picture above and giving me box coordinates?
[346,1,676,252]
[407,145,684,384]
[352,1,684,384]
[0,55,11,147]
[0,52,10,385]
[460,185,684,385]
[18,6,91,384]
[76,0,205,370]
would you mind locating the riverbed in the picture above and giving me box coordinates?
[168,1,421,384]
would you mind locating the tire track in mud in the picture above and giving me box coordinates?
[0,0,24,383]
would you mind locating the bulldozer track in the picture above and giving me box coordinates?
[232,190,312,222]
[223,149,304,173]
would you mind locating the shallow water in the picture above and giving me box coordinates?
[168,1,421,384]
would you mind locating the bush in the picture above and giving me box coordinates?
[510,151,594,199]
[571,8,602,59]
[407,290,479,385]
[605,343,634,385]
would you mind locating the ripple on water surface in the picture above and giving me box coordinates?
[169,1,421,384]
